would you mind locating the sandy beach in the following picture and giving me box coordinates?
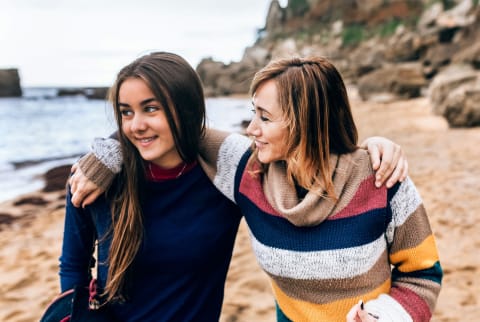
[0,90,479,321]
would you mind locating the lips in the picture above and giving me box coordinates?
[135,136,157,147]
[254,139,267,149]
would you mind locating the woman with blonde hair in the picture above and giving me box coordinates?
[199,56,442,321]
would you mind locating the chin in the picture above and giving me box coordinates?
[257,155,271,164]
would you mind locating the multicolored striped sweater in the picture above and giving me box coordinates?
[198,129,442,322]
[82,128,443,322]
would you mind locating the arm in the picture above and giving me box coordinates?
[70,133,408,207]
[59,188,97,291]
[356,178,442,321]
[198,128,251,202]
[69,137,122,207]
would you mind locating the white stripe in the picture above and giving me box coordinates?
[213,133,251,202]
[386,177,422,244]
[250,231,387,280]
[390,177,422,227]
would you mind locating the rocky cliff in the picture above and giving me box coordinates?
[0,69,22,97]
[197,0,480,127]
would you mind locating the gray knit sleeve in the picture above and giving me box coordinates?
[76,137,123,191]
[90,137,123,174]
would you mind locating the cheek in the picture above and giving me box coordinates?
[121,121,130,135]
[273,128,289,155]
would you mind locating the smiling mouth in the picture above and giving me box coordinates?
[255,139,267,148]
[135,136,157,145]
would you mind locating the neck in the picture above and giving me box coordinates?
[146,160,196,181]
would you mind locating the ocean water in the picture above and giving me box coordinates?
[0,88,251,202]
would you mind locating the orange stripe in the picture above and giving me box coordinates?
[272,279,391,321]
[390,235,439,272]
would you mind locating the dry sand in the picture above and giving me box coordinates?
[0,91,478,321]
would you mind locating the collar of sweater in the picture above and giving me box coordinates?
[146,160,197,181]
[262,149,373,226]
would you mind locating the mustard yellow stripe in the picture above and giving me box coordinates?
[390,234,440,272]
[272,279,391,322]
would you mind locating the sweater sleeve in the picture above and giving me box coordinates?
[198,128,251,202]
[77,137,122,191]
[59,188,97,292]
[365,177,442,321]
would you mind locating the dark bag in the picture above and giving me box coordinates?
[40,279,114,322]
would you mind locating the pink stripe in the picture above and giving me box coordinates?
[391,286,432,322]
[329,175,387,220]
[239,169,282,217]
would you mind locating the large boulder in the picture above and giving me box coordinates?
[0,69,22,97]
[357,63,427,101]
[428,64,480,127]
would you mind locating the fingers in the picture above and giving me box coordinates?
[68,164,80,194]
[346,300,379,322]
[367,144,381,171]
[358,302,379,322]
[346,301,361,322]
[385,157,408,188]
[69,169,92,207]
[71,189,85,208]
[375,144,402,188]
[81,190,102,208]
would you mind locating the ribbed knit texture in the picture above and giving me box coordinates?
[199,129,442,322]
[77,153,116,192]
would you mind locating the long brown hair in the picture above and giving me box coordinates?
[105,52,206,302]
[249,56,358,199]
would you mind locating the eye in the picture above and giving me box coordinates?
[250,108,270,122]
[260,115,270,122]
[145,105,160,113]
[120,109,132,117]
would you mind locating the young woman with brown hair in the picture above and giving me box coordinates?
[60,52,242,321]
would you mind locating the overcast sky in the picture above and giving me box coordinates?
[0,0,286,87]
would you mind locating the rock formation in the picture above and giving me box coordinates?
[197,0,480,127]
[0,69,22,97]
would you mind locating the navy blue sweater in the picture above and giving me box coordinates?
[59,163,242,321]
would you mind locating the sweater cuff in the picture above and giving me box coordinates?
[78,153,116,192]
[365,294,413,322]
[91,137,123,174]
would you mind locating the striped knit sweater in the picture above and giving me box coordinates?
[198,129,442,322]
[81,129,443,322]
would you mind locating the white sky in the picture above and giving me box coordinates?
[0,0,287,87]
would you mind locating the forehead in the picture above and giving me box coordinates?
[253,79,280,113]
[119,78,153,99]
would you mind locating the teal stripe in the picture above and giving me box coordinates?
[392,261,443,284]
[276,302,293,322]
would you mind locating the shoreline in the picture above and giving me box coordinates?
[1,93,479,321]
[0,157,78,204]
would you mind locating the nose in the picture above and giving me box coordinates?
[131,113,147,132]
[246,116,260,138]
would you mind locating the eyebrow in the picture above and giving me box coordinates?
[251,101,273,116]
[118,97,157,107]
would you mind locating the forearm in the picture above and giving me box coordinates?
[378,178,442,321]
[59,190,96,291]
